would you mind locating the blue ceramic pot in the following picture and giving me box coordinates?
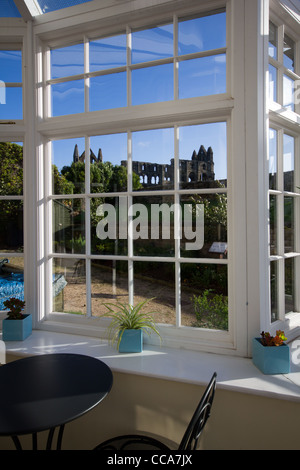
[252,337,290,374]
[119,329,143,353]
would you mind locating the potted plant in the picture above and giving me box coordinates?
[102,299,161,353]
[2,297,32,341]
[252,330,290,374]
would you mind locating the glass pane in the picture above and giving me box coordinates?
[268,22,277,59]
[0,201,23,252]
[91,197,127,256]
[90,34,127,72]
[269,195,277,256]
[179,122,227,189]
[0,257,24,311]
[0,87,23,119]
[51,44,84,79]
[283,34,295,71]
[133,261,175,325]
[51,79,84,116]
[90,73,127,111]
[132,128,174,191]
[269,128,277,190]
[37,0,92,14]
[179,55,226,99]
[53,199,85,254]
[0,0,21,17]
[284,196,294,253]
[0,50,22,82]
[131,24,173,64]
[90,133,127,193]
[91,260,128,316]
[285,257,295,314]
[132,195,175,257]
[181,263,228,330]
[180,193,227,259]
[283,134,294,192]
[270,260,279,322]
[52,137,85,194]
[178,12,226,55]
[0,142,23,196]
[268,64,277,103]
[283,74,294,111]
[52,257,86,315]
[132,63,173,105]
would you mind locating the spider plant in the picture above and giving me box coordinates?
[102,298,161,349]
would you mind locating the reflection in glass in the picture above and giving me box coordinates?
[268,22,277,59]
[51,79,84,116]
[283,35,295,71]
[53,199,85,254]
[52,137,85,195]
[0,87,23,120]
[91,197,128,256]
[268,64,277,103]
[0,50,22,83]
[283,74,294,111]
[0,142,23,196]
[179,55,226,99]
[90,72,127,111]
[131,24,173,64]
[181,263,228,330]
[90,34,127,72]
[0,201,23,252]
[269,128,277,190]
[283,134,294,192]
[270,261,278,322]
[91,260,128,317]
[52,257,86,315]
[51,44,84,79]
[90,133,127,193]
[179,123,227,189]
[284,196,294,253]
[269,195,277,256]
[133,261,175,325]
[132,128,174,191]
[180,194,227,259]
[285,258,295,315]
[132,63,173,105]
[178,12,226,55]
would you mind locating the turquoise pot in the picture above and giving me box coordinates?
[119,329,143,353]
[2,314,32,341]
[252,337,290,374]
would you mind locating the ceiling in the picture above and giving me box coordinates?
[0,0,93,19]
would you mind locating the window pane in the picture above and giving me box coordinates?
[179,55,226,99]
[0,201,23,252]
[90,34,127,72]
[51,44,84,79]
[0,50,22,82]
[270,260,279,322]
[132,63,173,105]
[269,195,277,256]
[90,133,127,193]
[91,197,127,256]
[268,64,277,103]
[0,258,24,311]
[181,263,228,330]
[283,134,294,192]
[179,122,227,189]
[180,193,227,259]
[268,22,277,59]
[131,24,173,64]
[283,74,294,111]
[178,12,226,55]
[284,196,294,253]
[133,261,175,325]
[53,258,86,315]
[285,258,295,314]
[53,199,85,254]
[0,87,23,119]
[91,260,128,316]
[51,79,84,116]
[0,142,23,196]
[283,35,295,71]
[132,128,174,191]
[90,73,126,111]
[269,128,277,190]
[52,137,85,194]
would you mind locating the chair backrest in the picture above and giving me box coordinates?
[178,372,217,450]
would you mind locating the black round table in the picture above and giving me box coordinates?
[0,353,113,450]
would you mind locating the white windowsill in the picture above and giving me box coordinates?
[2,329,300,402]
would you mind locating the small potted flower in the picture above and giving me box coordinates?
[2,297,32,341]
[252,330,290,374]
[102,299,161,353]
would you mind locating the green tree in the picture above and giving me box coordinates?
[0,142,23,196]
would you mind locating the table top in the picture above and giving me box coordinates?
[0,353,113,436]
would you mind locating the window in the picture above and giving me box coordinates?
[0,49,23,119]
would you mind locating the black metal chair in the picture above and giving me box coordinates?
[94,372,217,451]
